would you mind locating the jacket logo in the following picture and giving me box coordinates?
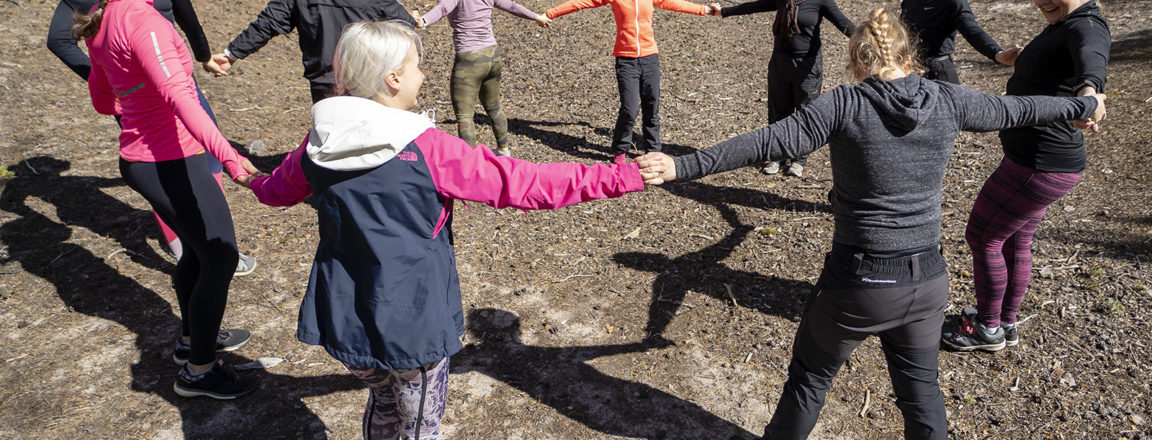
[861,277,897,284]
[396,151,418,162]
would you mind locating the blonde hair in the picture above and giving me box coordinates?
[848,7,922,81]
[332,20,423,99]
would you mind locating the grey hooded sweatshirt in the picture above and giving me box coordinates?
[674,74,1097,253]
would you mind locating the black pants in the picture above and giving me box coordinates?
[766,53,823,166]
[764,243,949,440]
[310,80,335,104]
[612,54,661,154]
[923,55,960,84]
[120,154,239,365]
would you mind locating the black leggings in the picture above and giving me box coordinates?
[120,154,239,365]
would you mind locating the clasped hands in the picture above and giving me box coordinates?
[635,152,677,186]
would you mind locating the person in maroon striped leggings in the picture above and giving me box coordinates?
[942,0,1109,353]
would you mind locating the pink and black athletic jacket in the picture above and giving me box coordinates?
[85,0,248,177]
[250,96,644,369]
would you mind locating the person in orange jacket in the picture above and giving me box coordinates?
[544,0,717,164]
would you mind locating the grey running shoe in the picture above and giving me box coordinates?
[784,163,804,177]
[495,148,512,157]
[760,161,781,175]
[234,253,257,277]
[1003,324,1019,347]
[173,329,252,365]
[942,307,1006,352]
[174,362,259,400]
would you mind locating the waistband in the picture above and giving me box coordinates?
[830,242,945,281]
[927,54,953,63]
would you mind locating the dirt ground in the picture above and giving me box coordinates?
[1,0,1150,438]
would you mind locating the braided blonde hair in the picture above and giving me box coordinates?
[848,7,922,81]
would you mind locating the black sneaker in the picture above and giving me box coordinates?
[173,362,260,399]
[1003,324,1019,347]
[942,307,1006,352]
[173,329,251,365]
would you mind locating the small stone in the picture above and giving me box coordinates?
[1064,205,1076,212]
[1130,414,1146,426]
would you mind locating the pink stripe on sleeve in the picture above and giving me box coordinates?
[415,128,644,210]
[250,135,313,207]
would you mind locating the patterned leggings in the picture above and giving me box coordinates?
[965,157,1081,328]
[344,358,450,440]
[450,45,508,151]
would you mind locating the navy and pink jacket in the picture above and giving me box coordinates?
[251,97,644,369]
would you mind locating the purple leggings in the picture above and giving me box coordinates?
[965,157,1081,328]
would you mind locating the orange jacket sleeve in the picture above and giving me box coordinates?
[546,0,610,19]
[653,0,708,15]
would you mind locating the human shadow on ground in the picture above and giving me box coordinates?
[0,156,359,438]
[1048,215,1152,264]
[452,308,757,440]
[506,118,702,162]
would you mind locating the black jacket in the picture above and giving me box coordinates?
[226,0,417,85]
[721,0,854,58]
[900,0,1002,61]
[47,0,211,80]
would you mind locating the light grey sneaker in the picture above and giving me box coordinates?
[760,161,781,175]
[784,163,804,177]
[234,253,257,277]
[495,148,512,157]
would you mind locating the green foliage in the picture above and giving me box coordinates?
[1106,300,1127,316]
[0,166,15,178]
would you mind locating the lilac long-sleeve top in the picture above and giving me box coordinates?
[422,0,538,53]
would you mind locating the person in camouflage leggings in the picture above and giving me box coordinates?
[451,46,509,154]
[344,359,450,440]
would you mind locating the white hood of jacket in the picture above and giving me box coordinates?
[306,96,435,171]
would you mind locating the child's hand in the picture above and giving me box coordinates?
[706,3,722,16]
[636,152,676,186]
[536,14,552,28]
[411,10,425,28]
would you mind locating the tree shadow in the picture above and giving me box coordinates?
[452,308,757,440]
[0,156,359,438]
[506,118,702,162]
[1108,30,1152,65]
[1047,215,1152,264]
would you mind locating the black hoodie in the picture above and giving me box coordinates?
[999,0,1109,173]
[674,74,1097,252]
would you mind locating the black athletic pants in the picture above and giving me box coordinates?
[612,54,662,154]
[923,55,960,84]
[310,80,335,104]
[120,154,239,366]
[766,53,824,166]
[764,243,949,439]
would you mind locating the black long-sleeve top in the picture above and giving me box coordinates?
[900,0,1002,61]
[225,0,416,85]
[721,0,855,58]
[46,0,211,80]
[673,74,1097,252]
[999,1,1109,173]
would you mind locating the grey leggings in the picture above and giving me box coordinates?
[450,45,508,150]
[345,358,450,440]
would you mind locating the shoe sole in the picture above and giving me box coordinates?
[1005,338,1019,347]
[173,383,257,400]
[172,337,251,365]
[942,339,1007,352]
[233,260,257,277]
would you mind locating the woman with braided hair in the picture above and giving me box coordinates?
[636,7,1105,438]
[708,0,854,177]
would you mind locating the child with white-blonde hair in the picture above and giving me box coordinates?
[249,20,647,439]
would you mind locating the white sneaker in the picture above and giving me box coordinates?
[784,163,804,178]
[760,162,781,175]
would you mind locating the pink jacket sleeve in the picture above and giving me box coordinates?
[249,135,313,206]
[128,17,248,178]
[416,129,644,210]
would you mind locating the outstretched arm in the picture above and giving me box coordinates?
[821,0,856,36]
[417,129,644,210]
[653,0,709,16]
[217,0,296,71]
[250,136,313,206]
[421,0,461,27]
[546,0,609,20]
[953,0,1003,62]
[46,0,91,80]
[171,0,212,63]
[494,0,542,20]
[720,0,775,18]
[944,82,1103,132]
[667,88,844,181]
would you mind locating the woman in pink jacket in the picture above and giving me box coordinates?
[250,20,646,439]
[77,0,261,399]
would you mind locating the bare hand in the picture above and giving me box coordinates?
[636,152,676,186]
[1074,93,1107,132]
[994,45,1023,66]
[202,58,227,76]
[233,159,265,187]
[209,53,234,77]
[707,3,722,16]
[536,14,552,28]
[411,10,424,28]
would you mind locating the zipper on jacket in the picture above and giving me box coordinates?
[634,0,641,55]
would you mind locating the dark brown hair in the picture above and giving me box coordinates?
[72,0,109,40]
[773,0,802,39]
